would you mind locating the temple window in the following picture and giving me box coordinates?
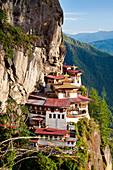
[49,114,52,118]
[62,114,64,119]
[55,136,57,140]
[58,114,60,119]
[30,106,32,109]
[51,108,54,112]
[60,109,63,113]
[39,107,42,110]
[75,104,77,108]
[53,114,56,119]
[82,110,86,113]
[35,106,37,110]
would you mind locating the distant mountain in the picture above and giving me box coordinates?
[90,39,113,55]
[63,34,113,107]
[65,30,113,43]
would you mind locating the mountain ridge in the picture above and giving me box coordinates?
[90,38,113,55]
[65,30,113,43]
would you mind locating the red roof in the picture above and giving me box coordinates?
[77,95,93,102]
[63,65,72,68]
[30,139,38,143]
[67,70,83,73]
[44,98,70,107]
[31,117,43,121]
[35,128,67,136]
[45,74,64,80]
[29,94,47,100]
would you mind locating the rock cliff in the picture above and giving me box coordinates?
[77,118,112,170]
[87,130,112,170]
[0,0,66,110]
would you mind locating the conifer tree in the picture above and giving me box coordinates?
[99,97,110,137]
[88,88,101,120]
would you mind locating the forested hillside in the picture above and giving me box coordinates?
[63,34,113,108]
[90,39,113,55]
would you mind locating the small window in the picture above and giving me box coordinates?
[39,107,42,110]
[62,114,64,119]
[43,112,46,115]
[30,106,32,109]
[49,114,52,118]
[71,141,74,145]
[35,106,37,110]
[75,104,77,108]
[58,114,60,119]
[53,114,56,119]
[67,141,70,144]
[60,109,63,113]
[54,136,57,140]
[51,108,54,112]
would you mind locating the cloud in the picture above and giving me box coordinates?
[64,18,79,21]
[98,28,103,31]
[64,12,85,15]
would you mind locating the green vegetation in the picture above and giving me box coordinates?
[0,8,38,60]
[89,88,112,147]
[0,97,30,168]
[63,34,113,109]
[90,39,113,55]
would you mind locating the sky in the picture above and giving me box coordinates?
[59,0,113,35]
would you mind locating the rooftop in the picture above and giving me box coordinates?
[27,99,45,106]
[35,128,67,136]
[54,84,80,90]
[77,95,93,102]
[44,98,70,107]
[67,70,83,74]
[45,74,64,80]
[27,95,93,107]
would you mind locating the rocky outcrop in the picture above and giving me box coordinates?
[86,129,112,170]
[0,0,66,110]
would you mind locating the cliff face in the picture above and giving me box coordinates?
[77,118,112,170]
[87,130,112,170]
[0,0,66,110]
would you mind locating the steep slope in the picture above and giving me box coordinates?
[90,39,113,55]
[66,30,113,43]
[63,34,113,107]
[0,0,66,110]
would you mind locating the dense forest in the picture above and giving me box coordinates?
[90,39,113,55]
[63,34,113,109]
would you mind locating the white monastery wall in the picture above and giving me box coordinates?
[46,111,67,129]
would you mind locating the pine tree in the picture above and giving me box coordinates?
[88,88,101,120]
[99,97,110,137]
